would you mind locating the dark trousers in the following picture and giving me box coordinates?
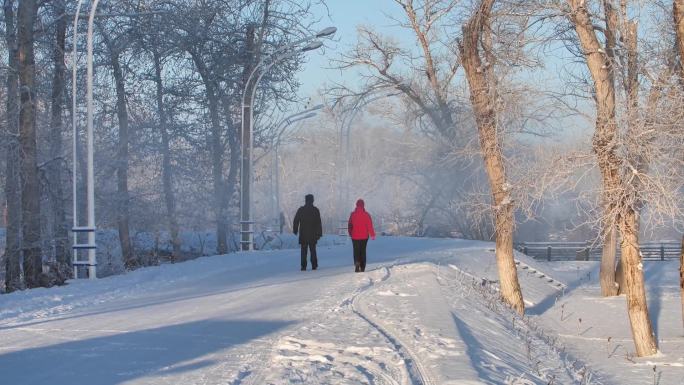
[301,242,318,270]
[352,239,368,272]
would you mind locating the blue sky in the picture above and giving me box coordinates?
[294,0,593,140]
[297,1,574,101]
[297,0,413,97]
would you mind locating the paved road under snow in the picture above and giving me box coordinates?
[1,237,682,384]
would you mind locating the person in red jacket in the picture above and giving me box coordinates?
[348,199,376,272]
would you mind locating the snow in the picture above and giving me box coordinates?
[0,237,682,385]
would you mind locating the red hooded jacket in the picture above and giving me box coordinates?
[348,199,376,240]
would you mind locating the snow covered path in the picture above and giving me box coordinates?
[0,237,682,384]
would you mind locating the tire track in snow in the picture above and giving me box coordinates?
[349,265,437,385]
[236,283,345,385]
[238,342,273,385]
[241,266,400,385]
[240,263,432,385]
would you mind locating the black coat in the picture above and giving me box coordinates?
[293,203,322,244]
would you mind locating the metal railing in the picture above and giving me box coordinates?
[515,241,681,262]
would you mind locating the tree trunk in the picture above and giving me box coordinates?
[17,0,42,288]
[191,52,228,254]
[618,209,658,356]
[3,0,22,292]
[616,18,640,297]
[48,0,70,278]
[460,0,525,315]
[615,256,627,295]
[597,0,622,298]
[600,225,619,296]
[110,50,135,268]
[208,83,229,255]
[221,94,240,228]
[674,0,684,79]
[152,50,181,259]
[567,0,657,356]
[680,234,684,331]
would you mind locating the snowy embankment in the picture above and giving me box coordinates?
[0,237,682,385]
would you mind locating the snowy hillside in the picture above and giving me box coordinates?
[0,237,682,384]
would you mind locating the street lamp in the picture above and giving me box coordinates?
[70,0,99,279]
[272,104,323,139]
[70,2,169,278]
[240,28,335,251]
[315,27,337,38]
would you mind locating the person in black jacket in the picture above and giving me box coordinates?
[293,194,322,271]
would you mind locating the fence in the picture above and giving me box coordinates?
[515,241,681,262]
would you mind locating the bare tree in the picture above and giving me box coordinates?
[48,0,70,279]
[565,0,657,356]
[333,1,483,236]
[459,0,524,314]
[99,20,136,268]
[17,0,42,287]
[149,38,182,259]
[3,0,22,292]
[0,0,326,285]
[172,0,233,255]
[675,0,684,333]
[335,0,462,140]
[676,0,684,79]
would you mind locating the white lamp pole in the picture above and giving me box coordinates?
[71,3,169,278]
[71,1,84,279]
[70,0,99,279]
[240,28,335,251]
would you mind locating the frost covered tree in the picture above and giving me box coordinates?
[459,0,524,314]
[3,0,22,292]
[17,0,42,288]
[336,0,464,141]
[96,10,137,268]
[136,12,182,259]
[561,0,671,356]
[674,0,684,332]
[0,0,326,287]
[333,0,476,237]
[335,0,528,313]
[47,0,71,281]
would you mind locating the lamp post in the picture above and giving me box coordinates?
[71,2,169,278]
[240,28,335,251]
[70,0,99,279]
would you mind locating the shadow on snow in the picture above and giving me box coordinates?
[0,318,293,385]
